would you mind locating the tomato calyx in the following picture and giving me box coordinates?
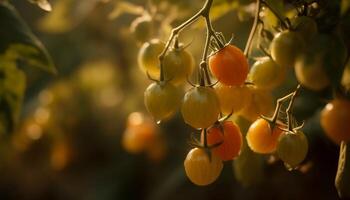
[189,129,223,162]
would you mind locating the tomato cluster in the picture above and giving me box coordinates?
[130,0,350,190]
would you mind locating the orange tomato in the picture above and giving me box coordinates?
[122,112,157,153]
[246,118,283,154]
[205,121,243,161]
[239,88,274,122]
[209,44,249,86]
[321,99,350,144]
[184,148,223,186]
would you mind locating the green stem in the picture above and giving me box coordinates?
[286,84,301,131]
[261,0,289,29]
[244,0,262,57]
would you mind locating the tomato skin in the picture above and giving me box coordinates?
[130,16,153,42]
[249,57,286,90]
[138,39,165,78]
[214,83,252,115]
[181,86,220,128]
[144,82,182,121]
[239,88,274,122]
[209,45,249,86]
[246,118,283,154]
[321,99,350,144]
[206,121,243,161]
[184,148,223,186]
[163,48,194,85]
[295,55,330,91]
[122,113,157,154]
[292,16,318,42]
[277,131,308,169]
[271,31,304,68]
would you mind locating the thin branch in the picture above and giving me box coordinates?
[244,0,262,57]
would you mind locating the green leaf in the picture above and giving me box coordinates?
[0,59,26,135]
[0,2,56,74]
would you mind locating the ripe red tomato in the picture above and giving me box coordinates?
[209,44,249,86]
[321,98,350,144]
[246,118,283,154]
[184,148,223,186]
[205,121,243,161]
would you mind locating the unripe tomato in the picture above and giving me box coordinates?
[239,88,274,122]
[205,121,243,161]
[249,57,286,90]
[214,83,252,115]
[246,118,283,154]
[233,138,264,187]
[181,86,220,128]
[321,99,350,144]
[277,131,308,169]
[130,16,153,43]
[122,112,157,154]
[163,47,194,85]
[209,44,249,86]
[184,148,223,186]
[138,39,165,78]
[144,82,182,121]
[270,31,304,68]
[292,16,318,42]
[295,56,330,91]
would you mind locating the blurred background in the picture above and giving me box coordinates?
[0,0,346,199]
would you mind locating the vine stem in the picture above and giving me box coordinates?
[158,0,224,83]
[261,0,289,29]
[244,0,262,57]
[286,84,301,131]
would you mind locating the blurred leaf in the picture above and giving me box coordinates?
[108,1,145,20]
[210,1,239,22]
[38,0,103,33]
[0,59,26,135]
[0,2,56,74]
[28,0,52,11]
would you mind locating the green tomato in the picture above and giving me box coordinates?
[277,131,308,169]
[138,39,165,78]
[249,57,286,89]
[181,86,220,128]
[270,31,304,68]
[144,81,182,121]
[291,16,318,42]
[163,47,194,85]
[130,16,153,43]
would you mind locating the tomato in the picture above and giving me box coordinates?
[292,16,318,42]
[146,135,167,162]
[184,148,223,186]
[233,137,264,187]
[239,88,274,122]
[130,16,153,43]
[205,121,243,161]
[321,99,350,144]
[277,131,308,169]
[122,113,157,154]
[144,82,182,121]
[248,57,286,90]
[181,86,220,128]
[246,118,283,154]
[294,35,332,91]
[214,83,252,115]
[163,47,194,85]
[270,31,304,68]
[138,39,165,78]
[209,44,249,86]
